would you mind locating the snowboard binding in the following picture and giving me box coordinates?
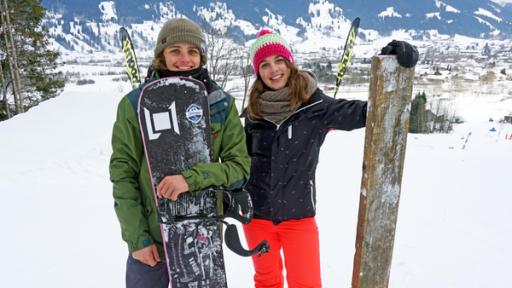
[157,188,270,258]
[222,189,270,257]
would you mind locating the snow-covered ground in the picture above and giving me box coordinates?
[0,67,511,287]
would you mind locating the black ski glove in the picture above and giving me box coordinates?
[224,188,253,216]
[232,188,253,216]
[380,40,419,68]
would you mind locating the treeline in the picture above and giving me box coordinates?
[409,91,462,134]
[0,0,64,121]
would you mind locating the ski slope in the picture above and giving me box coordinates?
[0,69,511,287]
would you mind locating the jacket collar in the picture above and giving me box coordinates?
[245,88,324,127]
[146,67,226,105]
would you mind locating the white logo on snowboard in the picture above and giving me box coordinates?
[144,101,180,140]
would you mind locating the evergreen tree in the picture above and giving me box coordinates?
[483,42,491,56]
[409,91,427,133]
[0,0,64,120]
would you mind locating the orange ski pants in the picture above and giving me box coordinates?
[243,217,322,288]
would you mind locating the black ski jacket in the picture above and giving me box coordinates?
[244,89,367,224]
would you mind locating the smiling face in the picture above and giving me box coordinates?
[258,55,291,90]
[163,43,201,71]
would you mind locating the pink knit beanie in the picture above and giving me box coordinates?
[250,29,294,76]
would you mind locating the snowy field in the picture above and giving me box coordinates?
[0,67,511,287]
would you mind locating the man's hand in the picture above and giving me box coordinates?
[132,244,161,267]
[157,175,189,201]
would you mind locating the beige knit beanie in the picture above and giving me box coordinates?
[154,18,207,66]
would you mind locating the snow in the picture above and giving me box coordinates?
[426,12,441,20]
[290,0,364,54]
[195,2,236,34]
[491,0,512,6]
[378,7,403,19]
[474,16,498,35]
[445,5,460,13]
[0,64,511,287]
[262,9,302,44]
[159,2,183,20]
[434,0,461,13]
[474,8,503,23]
[98,1,117,22]
[305,0,348,38]
[194,1,259,35]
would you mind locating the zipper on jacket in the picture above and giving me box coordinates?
[274,99,324,131]
[288,125,292,139]
[310,179,315,208]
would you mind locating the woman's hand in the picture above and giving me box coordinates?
[157,175,189,201]
[380,40,419,68]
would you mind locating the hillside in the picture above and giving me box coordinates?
[0,64,511,287]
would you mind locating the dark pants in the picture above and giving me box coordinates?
[126,254,169,288]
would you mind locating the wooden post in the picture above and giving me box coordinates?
[351,55,414,288]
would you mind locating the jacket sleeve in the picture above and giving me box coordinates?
[109,97,153,252]
[320,92,368,130]
[182,99,251,191]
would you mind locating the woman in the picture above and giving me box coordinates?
[109,18,250,288]
[242,29,368,288]
[243,30,419,288]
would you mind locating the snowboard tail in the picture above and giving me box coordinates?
[166,219,226,287]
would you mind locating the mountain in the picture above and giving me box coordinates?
[41,0,512,56]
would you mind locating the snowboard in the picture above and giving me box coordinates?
[138,76,227,288]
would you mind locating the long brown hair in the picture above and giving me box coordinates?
[151,52,167,71]
[247,59,311,119]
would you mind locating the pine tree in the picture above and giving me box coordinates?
[483,42,491,56]
[0,0,64,120]
[409,91,427,133]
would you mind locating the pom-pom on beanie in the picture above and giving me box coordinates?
[250,29,294,76]
[154,18,207,66]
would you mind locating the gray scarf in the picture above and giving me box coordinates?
[258,71,317,125]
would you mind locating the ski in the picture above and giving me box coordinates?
[119,27,141,89]
[333,17,360,98]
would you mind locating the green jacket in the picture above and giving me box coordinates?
[109,77,250,259]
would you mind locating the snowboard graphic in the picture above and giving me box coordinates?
[138,77,227,288]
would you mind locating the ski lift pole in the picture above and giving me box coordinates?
[352,55,415,288]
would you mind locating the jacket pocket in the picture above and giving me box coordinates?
[211,123,221,138]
